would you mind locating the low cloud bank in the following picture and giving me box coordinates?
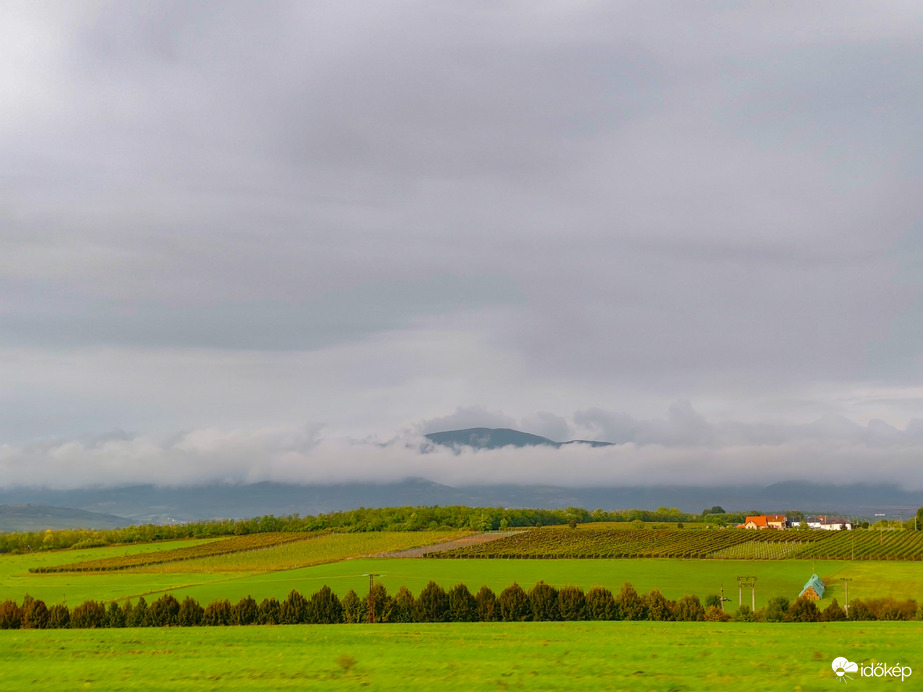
[5,409,923,490]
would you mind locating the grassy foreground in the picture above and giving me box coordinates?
[2,621,920,691]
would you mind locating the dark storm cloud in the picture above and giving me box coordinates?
[3,2,923,484]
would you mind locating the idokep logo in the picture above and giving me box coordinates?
[832,657,912,683]
[832,657,858,682]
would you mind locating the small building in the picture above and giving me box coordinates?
[822,517,852,530]
[799,574,825,600]
[738,514,788,529]
[740,515,769,529]
[766,514,788,529]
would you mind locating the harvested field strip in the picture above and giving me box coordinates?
[431,528,868,560]
[30,533,317,573]
[133,530,472,573]
[382,531,515,558]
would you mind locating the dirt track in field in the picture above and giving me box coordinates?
[377,531,519,558]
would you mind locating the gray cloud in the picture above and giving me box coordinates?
[6,407,923,490]
[2,2,923,485]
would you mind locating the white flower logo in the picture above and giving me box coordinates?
[832,657,859,683]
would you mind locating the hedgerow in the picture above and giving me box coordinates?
[1,582,916,628]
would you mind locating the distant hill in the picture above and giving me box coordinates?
[425,427,615,450]
[0,504,132,532]
[0,480,919,526]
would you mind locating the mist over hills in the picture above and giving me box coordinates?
[424,427,615,450]
[0,429,919,531]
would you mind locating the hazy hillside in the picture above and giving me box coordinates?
[0,480,919,527]
[0,504,132,532]
[425,427,615,450]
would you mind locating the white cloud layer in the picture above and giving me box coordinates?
[6,405,923,490]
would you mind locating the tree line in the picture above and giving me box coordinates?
[0,505,750,555]
[1,581,918,629]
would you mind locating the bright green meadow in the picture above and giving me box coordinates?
[2,621,920,691]
[4,542,922,607]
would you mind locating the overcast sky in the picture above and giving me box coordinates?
[3,1,923,489]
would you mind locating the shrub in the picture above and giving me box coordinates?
[788,597,820,623]
[416,581,450,623]
[498,583,532,622]
[674,594,704,622]
[233,596,259,625]
[645,590,674,621]
[71,600,107,628]
[0,600,22,629]
[388,586,416,623]
[202,599,232,626]
[585,587,616,620]
[179,597,204,626]
[733,604,756,622]
[763,596,789,623]
[366,582,390,624]
[127,597,149,627]
[447,584,477,623]
[257,598,280,625]
[341,590,364,623]
[21,598,49,629]
[821,598,846,622]
[558,585,586,621]
[47,604,70,629]
[149,594,180,627]
[528,582,560,622]
[281,590,309,624]
[475,586,498,622]
[614,582,646,621]
[703,605,730,622]
[310,585,343,624]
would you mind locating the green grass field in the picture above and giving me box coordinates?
[2,621,920,691]
[6,547,923,609]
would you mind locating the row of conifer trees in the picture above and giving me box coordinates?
[0,581,917,629]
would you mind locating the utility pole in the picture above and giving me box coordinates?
[737,576,757,612]
[841,578,852,618]
[364,573,382,624]
[719,585,730,613]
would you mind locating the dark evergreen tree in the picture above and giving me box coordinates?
[558,585,586,621]
[258,598,281,625]
[127,597,150,627]
[341,590,364,624]
[202,599,233,626]
[528,582,560,621]
[47,604,70,629]
[474,586,498,622]
[0,600,21,629]
[71,600,107,628]
[365,582,391,624]
[233,596,260,625]
[178,597,204,627]
[498,583,532,622]
[310,586,343,624]
[416,581,450,623]
[149,594,181,627]
[645,590,674,621]
[280,590,309,624]
[585,587,616,620]
[821,598,847,622]
[788,597,820,622]
[447,584,477,623]
[613,582,646,621]
[105,601,126,628]
[22,598,50,629]
[388,586,416,623]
